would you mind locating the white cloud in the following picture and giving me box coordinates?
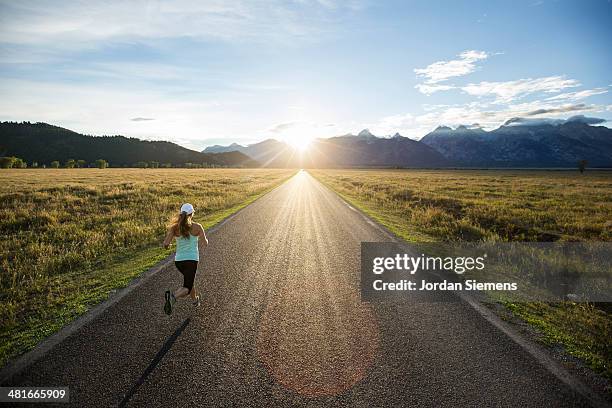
[0,0,360,59]
[268,122,298,133]
[414,83,456,95]
[408,50,610,135]
[414,50,488,85]
[375,113,415,129]
[461,75,581,103]
[423,101,603,130]
[545,87,608,101]
[521,103,594,116]
[0,78,250,149]
[368,100,605,139]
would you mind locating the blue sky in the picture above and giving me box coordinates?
[1,0,611,150]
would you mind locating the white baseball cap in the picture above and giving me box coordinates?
[180,203,194,215]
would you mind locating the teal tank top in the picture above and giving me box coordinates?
[175,234,199,261]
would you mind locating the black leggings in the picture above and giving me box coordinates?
[174,260,198,293]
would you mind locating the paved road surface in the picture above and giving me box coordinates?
[4,171,594,407]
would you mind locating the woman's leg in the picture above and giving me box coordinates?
[190,287,200,306]
[173,286,189,299]
[174,260,197,301]
[181,260,198,301]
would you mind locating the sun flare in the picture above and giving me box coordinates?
[285,135,313,152]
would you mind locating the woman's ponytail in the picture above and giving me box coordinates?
[176,211,192,238]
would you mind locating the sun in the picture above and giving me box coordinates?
[285,135,313,152]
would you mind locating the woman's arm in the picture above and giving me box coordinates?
[197,223,208,248]
[162,227,175,248]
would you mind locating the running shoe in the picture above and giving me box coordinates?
[193,295,201,307]
[164,290,172,315]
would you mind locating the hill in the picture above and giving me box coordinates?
[0,122,257,167]
[203,142,246,154]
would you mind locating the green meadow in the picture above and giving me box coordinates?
[0,168,294,367]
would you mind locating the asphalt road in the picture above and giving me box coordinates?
[4,171,595,407]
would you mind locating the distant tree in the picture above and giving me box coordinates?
[76,159,87,168]
[578,159,588,174]
[135,161,148,168]
[32,161,38,168]
[13,158,27,168]
[50,161,60,168]
[184,162,194,168]
[94,159,108,169]
[149,161,159,168]
[160,162,172,168]
[0,156,16,168]
[65,159,76,168]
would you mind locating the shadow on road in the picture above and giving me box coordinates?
[118,318,191,407]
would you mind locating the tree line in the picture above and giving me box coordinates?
[0,157,109,169]
[0,156,230,169]
[132,161,224,168]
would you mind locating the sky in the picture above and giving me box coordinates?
[1,0,611,150]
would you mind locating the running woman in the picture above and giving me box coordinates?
[162,203,208,315]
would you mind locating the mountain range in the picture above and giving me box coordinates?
[0,122,257,167]
[203,129,450,168]
[2,117,611,169]
[420,116,612,167]
[204,116,612,168]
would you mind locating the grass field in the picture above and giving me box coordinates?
[310,169,612,379]
[0,168,294,368]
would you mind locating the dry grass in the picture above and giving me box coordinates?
[311,169,612,379]
[0,168,294,366]
[310,169,612,242]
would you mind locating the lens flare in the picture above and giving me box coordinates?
[285,135,312,152]
[256,292,379,397]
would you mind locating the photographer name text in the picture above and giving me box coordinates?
[373,279,517,291]
[371,253,517,292]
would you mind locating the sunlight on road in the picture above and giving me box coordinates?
[255,172,380,397]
